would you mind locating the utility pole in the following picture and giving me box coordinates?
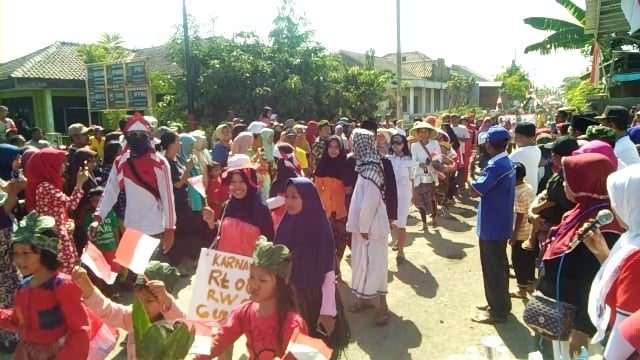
[183,0,194,114]
[395,0,402,127]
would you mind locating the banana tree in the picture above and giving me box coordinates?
[523,0,590,55]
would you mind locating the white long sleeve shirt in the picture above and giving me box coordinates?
[96,151,176,235]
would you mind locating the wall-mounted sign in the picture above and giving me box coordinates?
[86,60,150,111]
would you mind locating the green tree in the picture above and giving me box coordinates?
[563,77,602,111]
[77,33,129,64]
[447,74,476,108]
[495,62,531,105]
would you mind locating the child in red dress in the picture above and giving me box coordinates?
[0,212,90,359]
[199,239,308,360]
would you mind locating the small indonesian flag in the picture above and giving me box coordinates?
[182,319,217,355]
[283,328,333,360]
[81,242,118,285]
[114,228,160,274]
[188,175,207,199]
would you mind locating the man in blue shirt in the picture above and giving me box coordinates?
[470,126,515,324]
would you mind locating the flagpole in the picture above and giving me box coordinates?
[395,0,402,127]
[183,0,195,114]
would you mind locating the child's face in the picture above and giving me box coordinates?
[12,244,43,276]
[135,288,163,320]
[247,265,277,303]
[89,195,101,209]
[210,165,222,178]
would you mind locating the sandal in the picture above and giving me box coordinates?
[375,310,390,326]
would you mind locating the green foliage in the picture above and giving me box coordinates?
[563,78,603,111]
[77,33,129,64]
[149,71,184,125]
[495,63,531,105]
[447,74,477,108]
[132,299,195,360]
[100,110,127,131]
[166,0,391,121]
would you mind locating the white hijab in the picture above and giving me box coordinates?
[589,163,640,344]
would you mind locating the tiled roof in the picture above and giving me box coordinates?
[338,50,421,79]
[0,42,87,80]
[0,41,180,81]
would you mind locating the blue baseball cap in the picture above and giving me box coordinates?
[487,126,510,145]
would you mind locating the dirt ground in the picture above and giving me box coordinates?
[0,195,537,360]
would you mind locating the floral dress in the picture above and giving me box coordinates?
[35,182,83,274]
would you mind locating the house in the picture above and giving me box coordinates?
[0,41,178,134]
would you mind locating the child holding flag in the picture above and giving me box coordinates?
[72,261,184,359]
[198,239,309,360]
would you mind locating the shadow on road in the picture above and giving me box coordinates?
[338,284,422,360]
[494,314,535,359]
[391,260,438,299]
[407,229,474,260]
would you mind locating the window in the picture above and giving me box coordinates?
[434,90,441,112]
[402,96,408,113]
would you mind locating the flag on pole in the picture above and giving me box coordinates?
[590,41,601,86]
[114,228,160,274]
[188,175,207,199]
[82,242,118,284]
[282,328,333,360]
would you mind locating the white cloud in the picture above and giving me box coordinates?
[1,0,590,87]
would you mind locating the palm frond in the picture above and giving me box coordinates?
[524,17,583,32]
[524,28,590,54]
[556,0,586,24]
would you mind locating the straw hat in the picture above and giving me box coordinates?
[409,121,438,137]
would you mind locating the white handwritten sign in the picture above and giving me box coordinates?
[188,249,252,325]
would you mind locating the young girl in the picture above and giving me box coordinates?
[200,239,308,359]
[0,212,90,358]
[25,148,89,274]
[387,134,417,265]
[72,262,184,360]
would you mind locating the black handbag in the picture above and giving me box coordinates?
[523,291,576,340]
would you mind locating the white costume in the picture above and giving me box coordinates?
[387,154,417,228]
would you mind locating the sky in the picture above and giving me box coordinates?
[0,0,591,87]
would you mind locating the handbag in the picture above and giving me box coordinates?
[523,245,577,340]
[418,141,446,181]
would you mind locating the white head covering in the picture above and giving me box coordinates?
[589,163,640,343]
[247,121,266,134]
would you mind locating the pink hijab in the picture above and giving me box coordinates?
[573,140,617,168]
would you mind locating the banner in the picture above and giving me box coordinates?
[188,249,252,325]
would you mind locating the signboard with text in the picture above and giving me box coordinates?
[187,249,251,324]
[86,60,150,111]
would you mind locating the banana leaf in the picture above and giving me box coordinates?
[132,298,151,350]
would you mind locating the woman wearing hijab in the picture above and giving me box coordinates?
[586,164,640,359]
[572,140,617,169]
[26,148,89,274]
[211,155,274,257]
[192,130,213,177]
[0,144,23,351]
[347,128,391,326]
[179,133,204,212]
[536,153,623,356]
[212,124,232,167]
[275,178,350,356]
[231,131,254,157]
[314,136,350,278]
[270,143,301,198]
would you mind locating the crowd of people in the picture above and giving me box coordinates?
[0,101,638,359]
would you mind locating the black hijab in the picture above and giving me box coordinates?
[314,135,348,182]
[223,168,274,240]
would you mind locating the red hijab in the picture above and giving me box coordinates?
[25,148,66,211]
[305,121,318,145]
[543,153,623,260]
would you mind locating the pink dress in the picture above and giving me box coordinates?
[211,301,308,359]
[35,182,83,274]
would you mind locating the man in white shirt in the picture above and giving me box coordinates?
[509,122,541,193]
[596,105,640,169]
[410,122,442,229]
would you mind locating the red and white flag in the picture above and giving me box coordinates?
[81,242,118,285]
[283,329,333,360]
[114,228,160,274]
[188,175,207,199]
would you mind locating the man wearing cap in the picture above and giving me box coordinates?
[569,115,598,138]
[470,126,515,324]
[597,105,640,168]
[0,106,17,144]
[90,113,176,255]
[68,123,90,159]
